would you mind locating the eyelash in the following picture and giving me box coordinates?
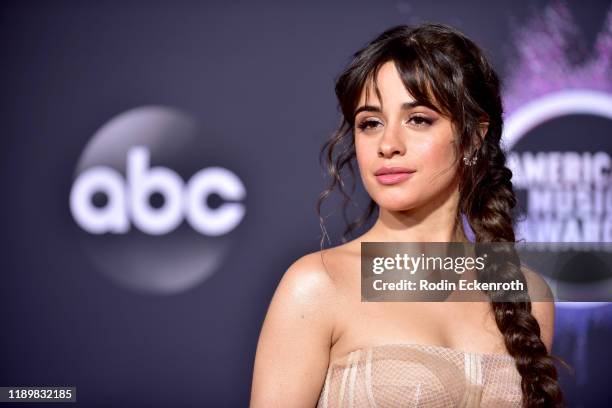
[356,115,433,131]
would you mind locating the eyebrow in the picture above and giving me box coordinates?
[353,101,423,119]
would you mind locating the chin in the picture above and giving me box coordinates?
[374,194,418,212]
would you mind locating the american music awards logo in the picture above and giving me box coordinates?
[502,1,612,384]
[69,106,246,295]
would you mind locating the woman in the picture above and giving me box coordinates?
[250,23,565,407]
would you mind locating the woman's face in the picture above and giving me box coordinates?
[353,60,460,212]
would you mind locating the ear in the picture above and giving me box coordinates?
[477,122,489,148]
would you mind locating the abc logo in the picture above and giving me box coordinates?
[70,145,246,236]
[70,106,246,294]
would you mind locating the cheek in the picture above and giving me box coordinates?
[355,140,373,174]
[419,138,455,164]
[415,137,458,184]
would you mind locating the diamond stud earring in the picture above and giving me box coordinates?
[463,153,478,166]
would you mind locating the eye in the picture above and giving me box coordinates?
[407,115,434,127]
[356,119,382,132]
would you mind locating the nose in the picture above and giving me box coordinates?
[378,122,406,158]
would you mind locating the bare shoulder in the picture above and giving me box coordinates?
[262,250,339,346]
[250,251,338,407]
[261,251,339,344]
[520,264,554,300]
[282,251,338,303]
[520,264,555,352]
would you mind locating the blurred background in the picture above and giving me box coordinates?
[1,0,611,406]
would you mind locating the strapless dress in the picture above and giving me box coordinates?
[316,343,523,407]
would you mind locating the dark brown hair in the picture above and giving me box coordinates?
[316,23,566,407]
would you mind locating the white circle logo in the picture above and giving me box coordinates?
[70,106,247,294]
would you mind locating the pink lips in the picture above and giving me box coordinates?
[374,166,416,185]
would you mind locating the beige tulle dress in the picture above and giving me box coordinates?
[316,343,523,407]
